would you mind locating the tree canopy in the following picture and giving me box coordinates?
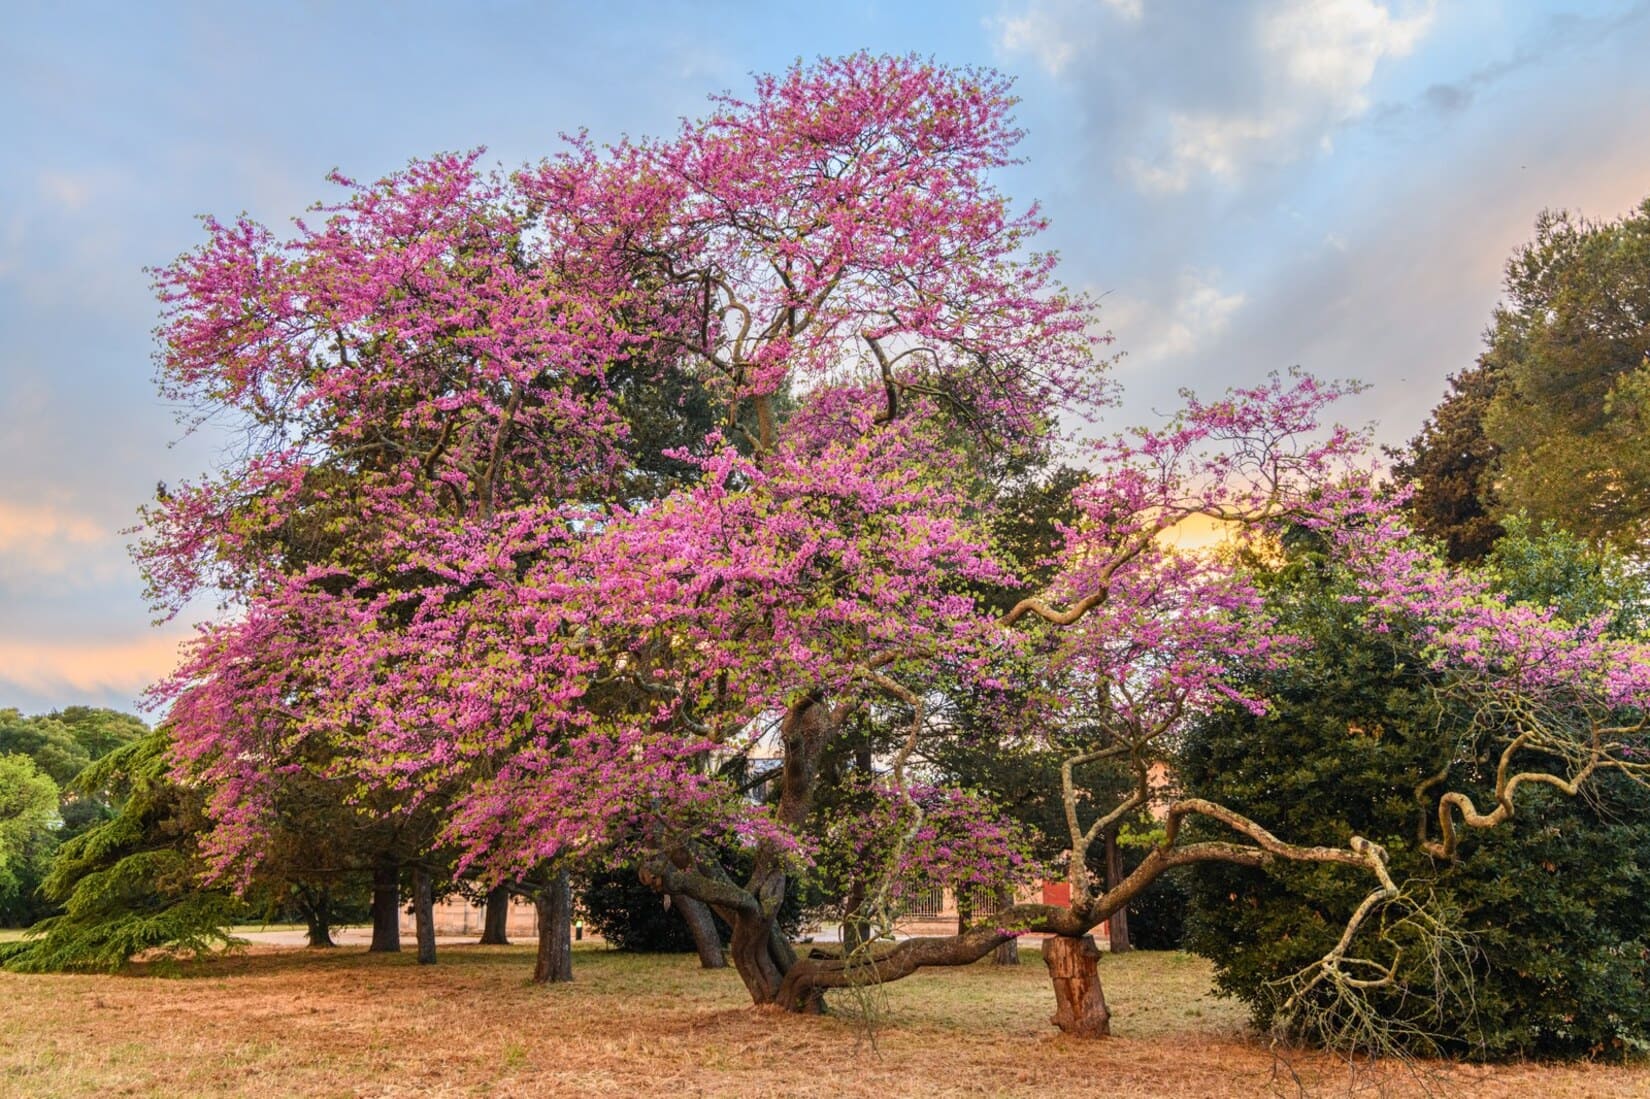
[106,54,1650,1047]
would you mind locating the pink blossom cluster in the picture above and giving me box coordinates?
[143,55,1109,888]
[822,779,1045,906]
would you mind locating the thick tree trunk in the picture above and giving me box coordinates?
[673,893,726,969]
[479,884,511,945]
[727,908,785,1003]
[413,865,437,965]
[532,870,574,984]
[1042,934,1110,1038]
[369,859,401,953]
[643,697,831,1010]
[303,887,336,948]
[1104,828,1132,953]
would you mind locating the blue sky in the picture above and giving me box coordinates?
[3,0,1648,714]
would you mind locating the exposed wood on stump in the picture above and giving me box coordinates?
[413,865,437,966]
[1042,934,1109,1038]
[368,859,400,953]
[532,870,574,984]
[479,884,511,945]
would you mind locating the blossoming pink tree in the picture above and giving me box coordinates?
[142,54,1648,1036]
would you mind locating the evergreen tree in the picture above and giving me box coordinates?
[0,729,241,973]
[1181,526,1650,1059]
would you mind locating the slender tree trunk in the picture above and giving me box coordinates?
[1042,934,1110,1038]
[479,884,511,945]
[991,887,1019,965]
[842,878,869,956]
[1104,828,1132,953]
[673,893,726,969]
[532,870,574,983]
[413,864,437,965]
[303,886,336,948]
[369,859,401,953]
[840,738,876,958]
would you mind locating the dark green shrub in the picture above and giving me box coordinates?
[1180,536,1650,1060]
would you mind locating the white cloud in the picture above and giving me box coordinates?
[1126,112,1282,193]
[1262,0,1432,109]
[1106,271,1247,365]
[993,8,1081,75]
[989,0,1143,76]
[36,170,100,212]
[996,0,1436,193]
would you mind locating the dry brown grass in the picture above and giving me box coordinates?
[2,944,1646,1098]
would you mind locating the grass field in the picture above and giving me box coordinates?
[2,943,1647,1097]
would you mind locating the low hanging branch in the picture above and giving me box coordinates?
[1421,723,1650,860]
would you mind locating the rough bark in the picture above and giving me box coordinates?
[305,906,335,948]
[413,864,437,966]
[673,893,726,969]
[776,902,1092,1009]
[1042,934,1110,1038]
[717,696,832,1008]
[532,870,574,984]
[296,885,335,948]
[479,884,511,945]
[990,887,1019,965]
[842,877,869,956]
[639,853,790,1003]
[727,901,785,1003]
[368,859,400,953]
[1104,828,1132,953]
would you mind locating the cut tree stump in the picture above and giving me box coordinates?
[1042,933,1110,1038]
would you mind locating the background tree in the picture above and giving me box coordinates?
[1398,195,1650,553]
[0,707,146,926]
[1390,363,1503,562]
[0,754,59,923]
[1482,197,1650,548]
[0,728,242,973]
